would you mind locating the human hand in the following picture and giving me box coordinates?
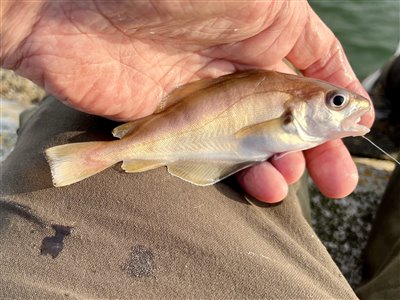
[1,0,374,202]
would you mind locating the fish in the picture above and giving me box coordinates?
[45,70,371,187]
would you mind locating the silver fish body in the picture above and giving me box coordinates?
[45,70,370,187]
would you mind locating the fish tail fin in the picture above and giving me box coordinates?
[45,141,115,187]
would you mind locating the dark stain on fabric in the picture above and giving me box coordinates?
[0,199,51,237]
[0,199,48,231]
[0,209,10,234]
[40,224,73,258]
[122,245,155,278]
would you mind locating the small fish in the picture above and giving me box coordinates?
[45,70,371,187]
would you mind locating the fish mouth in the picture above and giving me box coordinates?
[342,107,371,136]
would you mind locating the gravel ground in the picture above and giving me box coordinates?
[0,69,396,288]
[310,158,395,287]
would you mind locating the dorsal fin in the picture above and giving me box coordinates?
[115,71,267,138]
[112,117,150,139]
[113,77,221,138]
[112,77,226,139]
[155,78,217,113]
[155,71,259,113]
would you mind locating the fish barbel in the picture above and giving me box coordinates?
[45,70,371,187]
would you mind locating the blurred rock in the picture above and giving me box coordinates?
[1,68,45,161]
[0,99,36,161]
[310,157,395,288]
[0,68,46,105]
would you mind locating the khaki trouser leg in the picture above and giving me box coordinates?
[1,96,359,299]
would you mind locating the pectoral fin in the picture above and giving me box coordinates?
[234,118,282,139]
[167,161,254,186]
[234,108,297,139]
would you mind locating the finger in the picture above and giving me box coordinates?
[201,7,306,69]
[236,161,288,203]
[271,151,305,185]
[286,5,374,128]
[305,139,358,198]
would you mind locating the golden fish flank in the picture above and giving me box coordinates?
[45,70,371,187]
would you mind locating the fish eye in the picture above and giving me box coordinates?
[326,91,349,110]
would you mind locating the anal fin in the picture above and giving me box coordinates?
[167,161,253,186]
[122,159,166,173]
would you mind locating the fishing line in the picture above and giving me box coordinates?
[361,136,400,166]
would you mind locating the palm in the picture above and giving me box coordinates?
[8,0,374,202]
[16,1,308,120]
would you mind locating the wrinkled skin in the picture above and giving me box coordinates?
[1,0,374,203]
